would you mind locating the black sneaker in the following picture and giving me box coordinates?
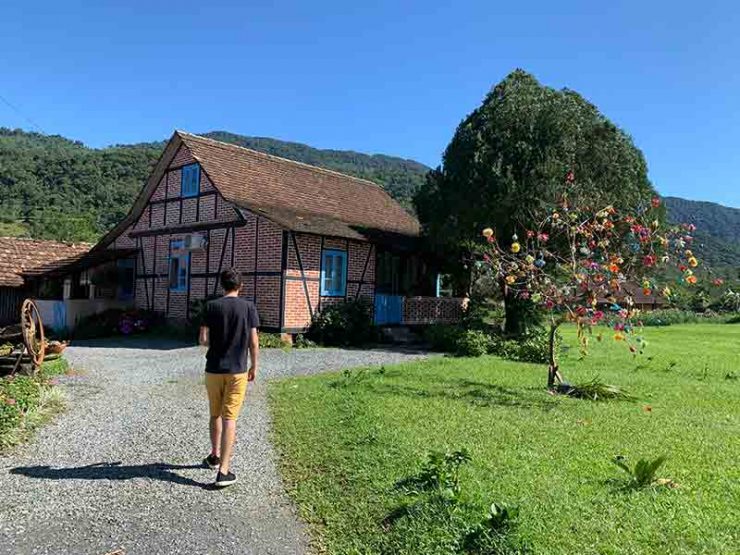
[215,471,237,487]
[204,454,220,469]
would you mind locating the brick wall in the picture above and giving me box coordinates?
[126,144,283,328]
[403,297,468,325]
[282,232,375,331]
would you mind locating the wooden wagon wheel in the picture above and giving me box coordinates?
[21,299,45,367]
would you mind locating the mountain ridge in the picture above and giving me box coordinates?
[0,127,738,267]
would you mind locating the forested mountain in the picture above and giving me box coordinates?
[663,197,740,268]
[0,128,426,242]
[0,127,738,268]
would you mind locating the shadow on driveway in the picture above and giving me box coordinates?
[10,461,214,489]
[68,336,195,351]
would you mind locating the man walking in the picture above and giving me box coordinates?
[199,268,259,487]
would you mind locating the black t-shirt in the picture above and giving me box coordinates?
[203,296,260,374]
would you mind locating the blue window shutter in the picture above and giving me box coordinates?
[169,239,188,291]
[181,164,199,197]
[320,249,347,296]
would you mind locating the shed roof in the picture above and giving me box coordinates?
[0,237,91,287]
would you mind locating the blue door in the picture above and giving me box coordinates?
[375,294,403,325]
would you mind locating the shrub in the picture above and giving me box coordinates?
[615,308,728,327]
[455,330,493,357]
[489,327,554,364]
[423,324,464,352]
[259,333,289,349]
[1,358,68,450]
[293,334,317,349]
[307,299,375,347]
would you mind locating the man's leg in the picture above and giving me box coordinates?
[205,373,225,458]
[217,374,248,477]
[209,415,222,457]
[219,419,237,474]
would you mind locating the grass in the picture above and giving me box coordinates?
[269,324,740,554]
[0,357,69,452]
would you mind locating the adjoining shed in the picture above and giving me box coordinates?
[0,237,91,326]
[35,131,466,334]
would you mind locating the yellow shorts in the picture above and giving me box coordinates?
[205,373,248,420]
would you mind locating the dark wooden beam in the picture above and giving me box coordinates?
[355,244,373,300]
[129,219,247,238]
[279,230,288,330]
[290,231,314,318]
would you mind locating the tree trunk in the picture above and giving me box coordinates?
[547,322,560,389]
[503,291,528,337]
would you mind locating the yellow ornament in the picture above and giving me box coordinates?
[505,275,516,284]
[688,257,698,267]
[525,255,535,264]
[482,228,494,238]
[510,242,521,253]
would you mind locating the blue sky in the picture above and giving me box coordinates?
[2,1,739,207]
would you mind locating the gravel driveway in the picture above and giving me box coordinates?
[0,339,428,555]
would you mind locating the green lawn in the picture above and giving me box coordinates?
[269,324,740,555]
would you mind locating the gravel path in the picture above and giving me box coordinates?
[0,339,428,555]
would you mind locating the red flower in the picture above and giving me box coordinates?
[537,232,549,242]
[566,171,575,183]
[713,278,724,286]
[651,197,661,208]
[643,254,656,267]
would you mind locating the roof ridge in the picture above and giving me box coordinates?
[176,131,387,191]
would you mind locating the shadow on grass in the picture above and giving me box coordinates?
[351,378,558,411]
[11,461,216,490]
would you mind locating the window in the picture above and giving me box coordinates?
[181,163,200,197]
[169,239,189,291]
[117,258,135,299]
[320,249,347,297]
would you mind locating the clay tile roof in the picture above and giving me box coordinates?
[0,237,92,288]
[177,132,421,241]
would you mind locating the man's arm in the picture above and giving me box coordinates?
[199,325,209,347]
[247,327,259,381]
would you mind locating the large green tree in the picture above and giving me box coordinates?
[415,69,659,334]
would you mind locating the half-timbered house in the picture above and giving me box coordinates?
[35,131,466,334]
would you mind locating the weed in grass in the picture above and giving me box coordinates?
[663,360,678,372]
[724,372,738,381]
[611,455,676,491]
[565,378,634,401]
[396,449,472,501]
[329,368,371,389]
[463,502,527,555]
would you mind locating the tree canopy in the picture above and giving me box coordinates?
[415,70,659,265]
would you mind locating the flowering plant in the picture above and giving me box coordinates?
[480,173,716,389]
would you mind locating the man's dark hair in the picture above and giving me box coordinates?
[220,268,242,292]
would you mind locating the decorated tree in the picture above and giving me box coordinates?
[415,70,658,336]
[480,173,712,389]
